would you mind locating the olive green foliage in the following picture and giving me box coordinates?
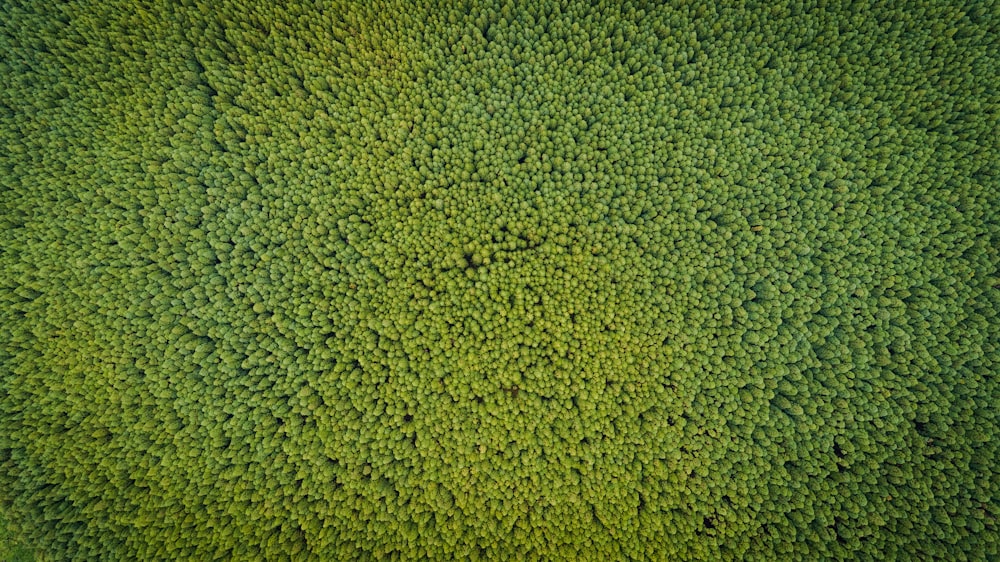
[1,511,33,562]
[1,0,998,559]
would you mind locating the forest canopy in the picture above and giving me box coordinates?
[1,0,998,559]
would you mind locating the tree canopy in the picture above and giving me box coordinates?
[1,0,998,559]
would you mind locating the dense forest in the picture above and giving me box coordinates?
[1,0,997,559]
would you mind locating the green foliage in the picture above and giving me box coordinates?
[1,0,998,559]
[1,510,33,562]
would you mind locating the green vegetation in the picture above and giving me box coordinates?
[1,0,998,559]
[1,510,33,562]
